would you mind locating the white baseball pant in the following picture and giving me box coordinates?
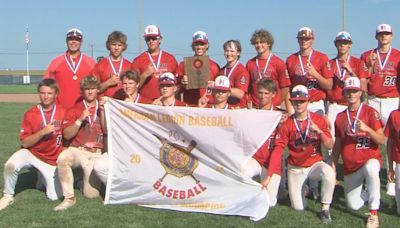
[56,147,102,199]
[344,159,380,211]
[241,157,281,207]
[287,161,335,210]
[93,152,109,185]
[2,149,62,200]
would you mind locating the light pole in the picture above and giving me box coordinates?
[24,24,30,84]
[138,0,142,53]
[342,0,346,31]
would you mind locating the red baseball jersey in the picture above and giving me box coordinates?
[44,52,95,109]
[252,107,282,175]
[286,50,333,101]
[360,48,400,97]
[220,62,250,108]
[63,101,104,149]
[246,55,291,106]
[177,58,220,106]
[327,56,368,104]
[172,99,187,107]
[131,51,178,101]
[335,104,384,175]
[268,112,331,175]
[20,104,66,166]
[384,109,400,163]
[93,57,132,97]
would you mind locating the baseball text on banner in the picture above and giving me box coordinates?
[104,98,281,221]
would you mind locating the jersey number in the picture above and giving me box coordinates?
[56,135,62,147]
[383,76,396,86]
[307,80,319,90]
[356,137,370,149]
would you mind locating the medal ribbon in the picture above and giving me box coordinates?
[38,104,56,127]
[108,56,124,76]
[83,100,99,126]
[213,104,229,110]
[376,47,392,71]
[256,53,273,79]
[64,53,83,76]
[224,61,239,79]
[346,103,363,134]
[335,55,350,80]
[147,51,162,73]
[294,112,310,144]
[298,50,313,76]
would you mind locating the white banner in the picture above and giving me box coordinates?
[104,99,281,221]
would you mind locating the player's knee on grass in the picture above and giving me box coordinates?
[4,162,17,175]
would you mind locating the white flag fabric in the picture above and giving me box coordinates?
[104,99,281,221]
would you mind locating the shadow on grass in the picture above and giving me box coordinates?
[14,168,39,195]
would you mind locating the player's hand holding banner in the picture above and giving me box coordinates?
[103,99,281,221]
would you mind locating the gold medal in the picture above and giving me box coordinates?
[302,145,307,152]
[73,75,78,80]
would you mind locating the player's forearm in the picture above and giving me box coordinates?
[229,88,244,99]
[315,76,333,90]
[20,130,47,148]
[331,140,341,165]
[387,139,394,171]
[63,124,81,140]
[367,128,385,145]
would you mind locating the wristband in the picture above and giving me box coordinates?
[75,119,82,126]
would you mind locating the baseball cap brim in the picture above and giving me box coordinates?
[213,86,230,91]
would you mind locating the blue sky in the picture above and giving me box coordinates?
[1,0,399,70]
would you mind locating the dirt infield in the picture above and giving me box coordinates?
[0,94,39,103]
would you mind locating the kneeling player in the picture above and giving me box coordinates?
[0,79,65,210]
[262,85,335,223]
[332,77,385,228]
[198,75,233,109]
[54,76,106,211]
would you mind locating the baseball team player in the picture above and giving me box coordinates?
[286,26,334,200]
[385,88,400,215]
[286,27,333,115]
[44,28,96,109]
[327,31,369,159]
[246,29,292,111]
[0,79,65,210]
[54,76,106,211]
[242,78,287,207]
[332,77,385,228]
[360,23,400,196]
[94,31,132,98]
[261,85,335,224]
[177,31,220,106]
[198,75,233,109]
[131,25,178,101]
[219,40,250,108]
[152,72,187,107]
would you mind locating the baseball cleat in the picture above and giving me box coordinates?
[366,214,379,228]
[0,195,14,211]
[320,210,332,224]
[53,197,76,211]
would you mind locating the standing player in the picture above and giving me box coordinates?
[0,79,65,210]
[44,28,96,109]
[94,31,132,98]
[286,27,333,115]
[386,98,400,215]
[152,72,187,107]
[327,31,369,159]
[198,75,233,109]
[246,29,291,111]
[220,40,250,108]
[261,85,335,224]
[332,77,385,228]
[178,31,220,106]
[131,25,178,101]
[54,76,105,211]
[360,23,400,196]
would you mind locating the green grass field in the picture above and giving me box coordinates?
[0,103,399,227]
[0,84,38,94]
